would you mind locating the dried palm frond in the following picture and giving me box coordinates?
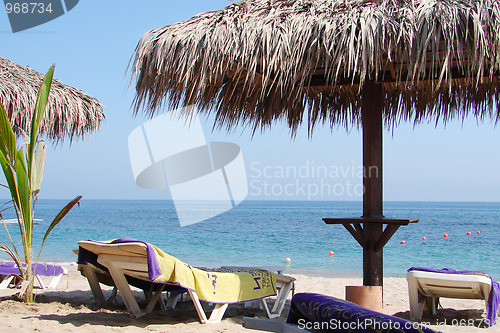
[131,0,500,135]
[0,57,104,141]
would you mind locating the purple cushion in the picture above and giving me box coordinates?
[287,293,438,333]
[0,261,65,276]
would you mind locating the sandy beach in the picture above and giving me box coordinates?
[0,265,497,332]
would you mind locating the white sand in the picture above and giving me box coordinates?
[0,265,497,332]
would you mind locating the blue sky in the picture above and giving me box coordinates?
[1,0,499,202]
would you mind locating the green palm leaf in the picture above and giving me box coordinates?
[31,141,46,201]
[28,66,53,169]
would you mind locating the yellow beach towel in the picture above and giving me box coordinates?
[149,243,277,303]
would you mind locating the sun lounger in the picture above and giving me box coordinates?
[77,239,282,323]
[406,267,500,325]
[244,292,438,333]
[0,261,68,291]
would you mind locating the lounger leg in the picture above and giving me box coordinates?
[81,265,106,306]
[144,289,152,302]
[0,276,15,289]
[145,285,165,314]
[189,290,209,323]
[260,298,272,318]
[208,303,229,323]
[188,290,228,324]
[166,293,181,309]
[36,275,46,290]
[101,260,144,318]
[407,278,424,321]
[158,295,166,310]
[108,287,118,304]
[47,274,64,289]
[271,281,294,317]
[17,280,29,299]
[428,296,437,315]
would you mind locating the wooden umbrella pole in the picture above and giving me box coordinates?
[324,79,418,295]
[362,80,384,287]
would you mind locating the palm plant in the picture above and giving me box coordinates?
[0,65,81,303]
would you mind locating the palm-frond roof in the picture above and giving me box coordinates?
[131,0,500,134]
[0,56,104,141]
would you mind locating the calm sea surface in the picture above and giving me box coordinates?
[1,200,499,280]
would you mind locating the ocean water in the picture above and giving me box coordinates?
[0,200,499,280]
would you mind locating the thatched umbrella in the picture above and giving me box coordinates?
[130,0,500,290]
[0,56,104,141]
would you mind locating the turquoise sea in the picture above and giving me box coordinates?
[0,200,499,280]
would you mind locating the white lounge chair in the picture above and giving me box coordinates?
[406,268,499,323]
[0,261,68,292]
[77,239,294,323]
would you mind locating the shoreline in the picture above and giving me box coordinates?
[30,260,401,280]
[0,266,497,332]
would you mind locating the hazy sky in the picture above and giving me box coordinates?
[1,0,499,202]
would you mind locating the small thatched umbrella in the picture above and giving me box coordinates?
[130,0,500,292]
[0,56,104,141]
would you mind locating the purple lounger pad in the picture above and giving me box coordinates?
[287,292,438,332]
[0,261,65,276]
